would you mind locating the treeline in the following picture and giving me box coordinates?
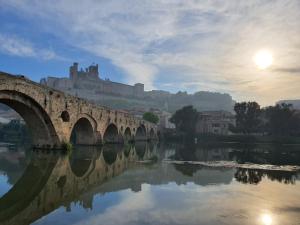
[232,102,300,136]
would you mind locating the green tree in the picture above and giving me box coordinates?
[143,112,159,124]
[170,105,198,135]
[234,101,261,133]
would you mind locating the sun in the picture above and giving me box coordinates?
[261,214,273,225]
[254,49,273,69]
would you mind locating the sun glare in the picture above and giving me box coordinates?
[261,214,273,225]
[254,49,273,70]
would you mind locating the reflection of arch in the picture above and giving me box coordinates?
[124,127,132,143]
[135,124,147,141]
[69,146,96,177]
[102,144,123,165]
[135,142,147,159]
[0,154,58,222]
[103,123,121,143]
[148,141,155,152]
[0,90,59,147]
[70,118,95,145]
[124,144,132,157]
[149,128,156,139]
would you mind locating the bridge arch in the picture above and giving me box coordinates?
[70,117,95,145]
[124,127,132,143]
[0,90,59,147]
[135,124,147,141]
[103,123,123,144]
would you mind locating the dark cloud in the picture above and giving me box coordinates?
[276,206,300,213]
[272,67,300,74]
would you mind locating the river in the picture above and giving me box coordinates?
[0,142,299,225]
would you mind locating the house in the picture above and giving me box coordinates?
[196,111,235,135]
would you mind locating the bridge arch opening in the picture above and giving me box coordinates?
[0,91,59,147]
[70,118,95,145]
[124,127,132,143]
[103,124,121,144]
[135,124,147,141]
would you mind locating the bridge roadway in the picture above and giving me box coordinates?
[0,72,158,148]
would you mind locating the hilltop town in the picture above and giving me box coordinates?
[40,62,235,113]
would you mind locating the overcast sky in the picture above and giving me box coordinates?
[0,0,300,105]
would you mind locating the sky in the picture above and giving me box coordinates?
[0,0,300,106]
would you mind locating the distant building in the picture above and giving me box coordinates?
[40,62,235,113]
[41,62,145,99]
[196,111,235,135]
[150,109,175,130]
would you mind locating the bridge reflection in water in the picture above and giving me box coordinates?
[0,142,157,225]
[0,143,299,225]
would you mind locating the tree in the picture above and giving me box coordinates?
[143,112,159,124]
[263,103,300,136]
[234,102,247,133]
[234,101,261,134]
[169,105,198,135]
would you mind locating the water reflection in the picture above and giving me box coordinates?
[0,142,299,225]
[69,146,100,177]
[170,142,300,166]
[234,168,298,185]
[0,142,156,225]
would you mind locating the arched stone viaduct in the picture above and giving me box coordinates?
[0,72,158,148]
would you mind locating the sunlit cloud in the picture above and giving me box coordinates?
[0,0,300,104]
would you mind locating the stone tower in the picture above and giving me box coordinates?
[88,64,99,79]
[69,62,78,81]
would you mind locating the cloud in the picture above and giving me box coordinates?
[0,33,62,60]
[73,185,155,225]
[1,0,300,104]
[0,34,35,57]
[272,67,300,74]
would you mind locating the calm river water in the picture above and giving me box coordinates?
[0,142,300,225]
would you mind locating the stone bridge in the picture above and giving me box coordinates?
[0,72,158,148]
